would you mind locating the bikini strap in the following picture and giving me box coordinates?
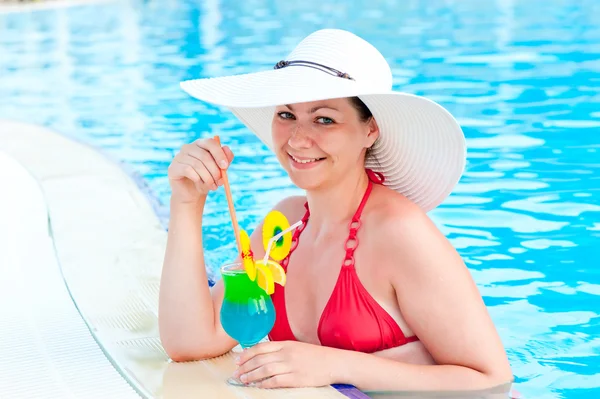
[366,168,385,184]
[344,181,375,268]
[280,203,310,271]
[342,169,384,267]
[281,169,382,270]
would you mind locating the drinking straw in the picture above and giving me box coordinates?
[213,135,242,254]
[262,220,303,263]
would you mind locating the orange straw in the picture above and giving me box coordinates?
[214,135,242,254]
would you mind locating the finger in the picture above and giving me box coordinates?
[196,138,230,170]
[240,361,290,384]
[170,163,203,192]
[222,145,235,164]
[180,153,217,188]
[256,373,295,389]
[238,341,283,366]
[216,146,234,186]
[179,156,217,190]
[236,352,283,377]
[185,145,222,185]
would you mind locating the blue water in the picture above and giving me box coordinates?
[1,0,599,397]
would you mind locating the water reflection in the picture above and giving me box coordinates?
[1,0,599,397]
[365,383,514,399]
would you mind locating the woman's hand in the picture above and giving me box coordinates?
[167,137,234,204]
[233,341,337,388]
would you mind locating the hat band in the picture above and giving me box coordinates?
[273,60,354,81]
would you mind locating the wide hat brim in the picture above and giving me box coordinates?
[181,66,466,212]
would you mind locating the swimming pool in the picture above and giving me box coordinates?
[1,0,598,397]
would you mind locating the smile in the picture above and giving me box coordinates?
[289,154,325,164]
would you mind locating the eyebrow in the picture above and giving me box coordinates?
[284,104,339,113]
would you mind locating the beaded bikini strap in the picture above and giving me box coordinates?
[280,205,310,270]
[343,169,384,267]
[366,168,385,184]
[280,169,383,270]
[343,179,372,268]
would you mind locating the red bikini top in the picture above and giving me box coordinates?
[268,169,419,353]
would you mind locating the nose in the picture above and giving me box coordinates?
[287,124,313,150]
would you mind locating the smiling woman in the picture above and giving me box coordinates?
[159,28,513,393]
[271,98,378,189]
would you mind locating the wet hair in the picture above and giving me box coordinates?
[349,96,373,123]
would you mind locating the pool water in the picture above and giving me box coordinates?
[1,0,599,398]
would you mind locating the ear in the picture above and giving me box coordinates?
[365,117,380,148]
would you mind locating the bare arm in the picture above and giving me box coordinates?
[158,139,306,363]
[158,138,239,361]
[158,197,238,361]
[335,206,512,391]
[372,340,435,365]
[334,349,511,392]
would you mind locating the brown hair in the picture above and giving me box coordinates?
[349,97,378,160]
[349,97,372,122]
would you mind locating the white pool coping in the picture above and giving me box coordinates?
[0,150,140,399]
[0,119,346,399]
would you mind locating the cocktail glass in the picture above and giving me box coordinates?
[219,262,276,386]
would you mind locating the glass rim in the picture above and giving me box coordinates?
[220,262,245,275]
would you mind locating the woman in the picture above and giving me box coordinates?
[159,29,513,392]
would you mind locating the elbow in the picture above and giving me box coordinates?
[160,330,232,362]
[166,349,196,363]
[494,367,514,387]
[162,341,219,363]
[161,339,202,362]
[159,330,220,363]
[482,361,514,389]
[167,349,206,363]
[157,317,231,362]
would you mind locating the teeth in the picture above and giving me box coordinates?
[291,155,320,164]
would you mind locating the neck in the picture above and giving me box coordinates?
[305,167,370,233]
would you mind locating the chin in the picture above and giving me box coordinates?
[287,171,326,191]
[277,150,337,191]
[283,160,329,191]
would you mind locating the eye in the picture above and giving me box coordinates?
[316,116,335,125]
[277,111,294,120]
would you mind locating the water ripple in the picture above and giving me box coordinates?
[1,0,599,397]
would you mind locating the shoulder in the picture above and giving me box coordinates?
[248,195,306,258]
[272,195,307,225]
[367,185,462,276]
[367,184,433,236]
[368,188,512,379]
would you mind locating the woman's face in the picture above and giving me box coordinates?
[271,98,379,191]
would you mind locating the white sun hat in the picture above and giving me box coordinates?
[180,29,466,212]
